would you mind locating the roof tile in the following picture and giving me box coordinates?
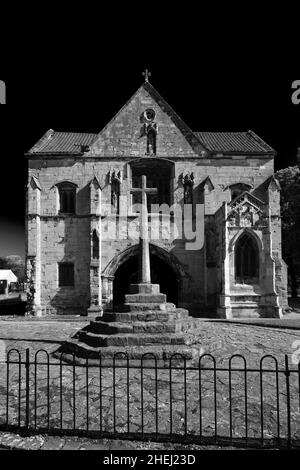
[28,131,98,154]
[194,130,274,154]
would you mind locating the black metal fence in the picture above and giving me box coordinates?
[0,348,299,448]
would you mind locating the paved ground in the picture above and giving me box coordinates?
[0,311,299,450]
[0,431,254,450]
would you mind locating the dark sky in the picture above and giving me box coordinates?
[0,48,299,259]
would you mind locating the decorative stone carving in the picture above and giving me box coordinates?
[108,170,123,185]
[228,202,267,228]
[108,170,122,212]
[140,108,158,155]
[181,172,194,204]
[145,121,158,155]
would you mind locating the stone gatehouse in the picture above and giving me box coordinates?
[25,77,288,318]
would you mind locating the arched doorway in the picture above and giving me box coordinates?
[113,253,179,309]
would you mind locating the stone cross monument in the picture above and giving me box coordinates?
[56,176,196,362]
[132,174,157,284]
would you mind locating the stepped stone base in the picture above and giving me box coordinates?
[54,283,198,363]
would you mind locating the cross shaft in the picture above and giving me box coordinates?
[135,175,157,284]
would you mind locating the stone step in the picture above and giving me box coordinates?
[128,284,160,294]
[86,319,193,335]
[122,302,176,312]
[125,293,167,303]
[231,302,260,307]
[78,330,187,348]
[99,308,189,323]
[54,340,198,365]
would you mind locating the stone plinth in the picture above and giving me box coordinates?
[54,282,197,363]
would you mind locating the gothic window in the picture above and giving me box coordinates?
[130,160,172,213]
[57,182,76,214]
[92,230,99,259]
[58,262,74,287]
[235,233,259,283]
[230,183,252,201]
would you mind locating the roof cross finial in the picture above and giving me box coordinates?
[142,69,151,82]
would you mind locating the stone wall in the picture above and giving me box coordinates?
[25,84,286,317]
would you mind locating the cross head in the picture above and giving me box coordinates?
[142,69,151,82]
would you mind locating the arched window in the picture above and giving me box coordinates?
[235,232,259,283]
[92,230,99,259]
[57,182,76,214]
[230,183,252,201]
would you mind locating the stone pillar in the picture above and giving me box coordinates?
[217,202,232,318]
[259,206,283,318]
[88,177,103,317]
[26,176,42,316]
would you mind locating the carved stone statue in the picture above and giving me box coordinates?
[146,122,158,154]
[182,172,194,204]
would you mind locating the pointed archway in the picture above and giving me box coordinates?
[102,243,189,309]
[113,252,178,308]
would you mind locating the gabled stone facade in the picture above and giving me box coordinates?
[25,80,288,318]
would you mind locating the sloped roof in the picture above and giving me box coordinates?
[28,129,98,155]
[28,129,275,156]
[26,81,275,156]
[0,270,18,281]
[194,130,275,154]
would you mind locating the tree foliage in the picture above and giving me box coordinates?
[0,255,25,282]
[276,165,300,296]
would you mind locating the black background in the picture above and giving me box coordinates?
[0,16,299,258]
[0,8,299,465]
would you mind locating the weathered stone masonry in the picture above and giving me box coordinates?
[25,80,288,318]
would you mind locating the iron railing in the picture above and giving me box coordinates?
[0,348,299,448]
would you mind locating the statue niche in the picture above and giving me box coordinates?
[141,108,158,155]
[109,170,122,213]
[182,172,194,204]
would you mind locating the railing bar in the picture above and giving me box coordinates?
[6,356,9,426]
[155,359,158,437]
[5,360,300,374]
[276,363,280,447]
[127,357,130,434]
[34,356,37,430]
[229,364,232,442]
[214,362,217,443]
[113,356,116,433]
[25,349,30,430]
[60,358,63,430]
[245,366,248,446]
[184,359,187,436]
[141,359,144,436]
[72,354,76,430]
[298,363,300,412]
[285,355,291,448]
[260,363,264,446]
[18,356,21,427]
[199,361,202,443]
[86,357,89,432]
[47,355,50,430]
[169,358,172,436]
[99,355,102,434]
